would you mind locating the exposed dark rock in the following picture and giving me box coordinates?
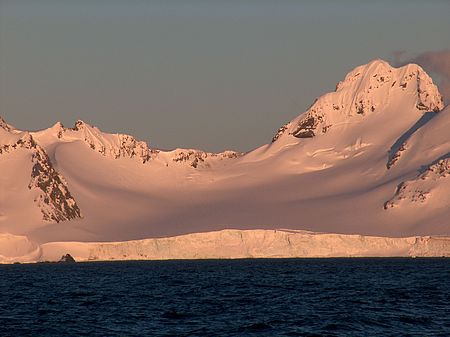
[295,130,315,138]
[423,158,450,178]
[292,116,319,138]
[58,254,76,263]
[355,100,375,115]
[385,157,449,209]
[0,131,81,222]
[271,123,288,142]
[172,149,240,168]
[72,120,85,131]
[173,150,208,168]
[70,120,154,163]
[220,151,241,159]
[0,133,37,155]
[387,143,406,169]
[28,144,82,222]
[387,112,438,169]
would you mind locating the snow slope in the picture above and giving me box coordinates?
[1,60,449,254]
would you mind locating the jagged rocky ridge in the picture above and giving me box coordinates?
[54,120,156,163]
[47,120,242,168]
[171,149,241,168]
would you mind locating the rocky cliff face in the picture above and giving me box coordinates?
[28,142,81,222]
[49,120,241,168]
[0,127,81,223]
[67,120,156,163]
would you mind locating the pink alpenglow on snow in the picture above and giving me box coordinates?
[1,60,449,262]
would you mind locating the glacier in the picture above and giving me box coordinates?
[0,230,449,264]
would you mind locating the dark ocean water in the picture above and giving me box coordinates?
[0,259,449,337]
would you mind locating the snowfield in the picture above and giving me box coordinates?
[1,59,449,262]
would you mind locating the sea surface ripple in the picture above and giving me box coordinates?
[0,258,449,336]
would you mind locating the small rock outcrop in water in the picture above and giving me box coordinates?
[58,254,76,263]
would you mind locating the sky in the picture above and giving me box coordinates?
[1,0,449,152]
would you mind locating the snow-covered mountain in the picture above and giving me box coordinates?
[1,59,449,261]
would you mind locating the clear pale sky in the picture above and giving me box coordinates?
[1,0,449,152]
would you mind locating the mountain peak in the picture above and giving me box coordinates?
[335,59,394,91]
[273,59,444,143]
[336,59,442,112]
[52,121,64,129]
[73,119,91,131]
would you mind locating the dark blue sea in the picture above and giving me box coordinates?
[0,258,449,337]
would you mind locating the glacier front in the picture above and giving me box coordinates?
[0,229,449,264]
